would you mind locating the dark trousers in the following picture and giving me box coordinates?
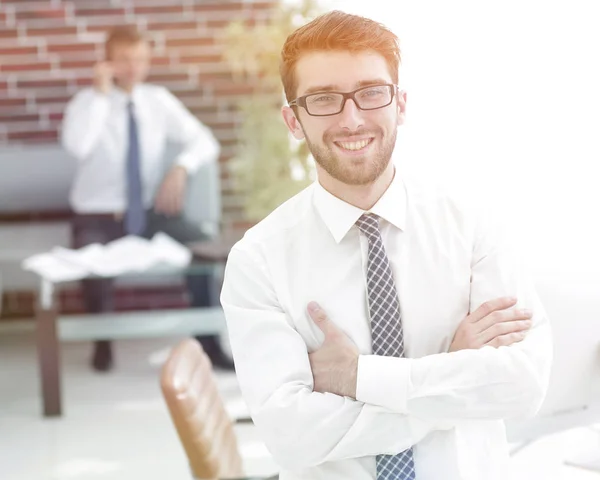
[71,210,219,342]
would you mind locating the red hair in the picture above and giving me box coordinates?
[280,11,401,102]
[105,25,147,60]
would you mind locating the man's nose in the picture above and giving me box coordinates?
[337,97,364,131]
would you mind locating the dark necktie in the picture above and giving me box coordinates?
[125,100,146,235]
[356,213,416,480]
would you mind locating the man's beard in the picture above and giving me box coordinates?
[305,127,397,186]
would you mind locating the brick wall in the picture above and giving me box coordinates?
[0,0,278,230]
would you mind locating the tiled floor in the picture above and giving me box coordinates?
[1,325,599,480]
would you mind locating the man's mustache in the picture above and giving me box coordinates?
[324,128,382,142]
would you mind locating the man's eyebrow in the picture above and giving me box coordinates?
[302,84,339,96]
[301,79,391,96]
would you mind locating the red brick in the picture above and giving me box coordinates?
[250,2,275,11]
[73,7,126,17]
[0,62,52,73]
[17,79,69,89]
[147,72,190,84]
[171,86,202,98]
[74,77,94,87]
[217,138,237,148]
[7,129,58,142]
[192,3,245,13]
[1,0,57,4]
[0,12,5,23]
[0,54,44,66]
[49,112,64,122]
[212,82,256,96]
[60,59,96,70]
[22,87,70,101]
[0,46,38,56]
[189,106,220,117]
[15,7,67,21]
[86,25,125,34]
[205,19,236,29]
[47,43,98,54]
[27,26,78,37]
[179,54,223,64]
[134,5,184,15]
[202,120,237,131]
[147,21,199,31]
[231,220,256,231]
[0,97,26,109]
[223,204,245,216]
[0,113,39,123]
[36,95,71,104]
[165,37,215,49]
[198,72,235,82]
[0,28,19,39]
[151,56,172,67]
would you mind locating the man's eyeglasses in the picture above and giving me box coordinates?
[288,84,399,117]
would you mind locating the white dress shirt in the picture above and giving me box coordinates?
[220,169,553,480]
[61,84,220,213]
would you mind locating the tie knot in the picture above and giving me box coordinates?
[356,213,381,239]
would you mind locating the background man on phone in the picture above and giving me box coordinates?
[61,26,233,372]
[220,10,553,479]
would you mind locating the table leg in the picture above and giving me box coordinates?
[36,307,62,417]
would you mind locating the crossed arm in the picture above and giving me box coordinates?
[220,233,553,470]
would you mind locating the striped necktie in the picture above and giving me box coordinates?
[356,213,416,480]
[124,100,146,235]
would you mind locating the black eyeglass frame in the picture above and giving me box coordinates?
[288,83,400,117]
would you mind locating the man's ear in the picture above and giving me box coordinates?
[396,90,407,127]
[282,106,305,140]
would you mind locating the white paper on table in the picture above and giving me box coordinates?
[151,232,192,268]
[94,235,158,276]
[23,232,192,282]
[22,252,89,282]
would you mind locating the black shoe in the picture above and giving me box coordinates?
[92,340,114,372]
[196,336,235,371]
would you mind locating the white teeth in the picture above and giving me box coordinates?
[337,139,371,151]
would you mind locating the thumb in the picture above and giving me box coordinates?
[307,301,335,338]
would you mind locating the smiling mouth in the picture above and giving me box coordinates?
[334,138,374,152]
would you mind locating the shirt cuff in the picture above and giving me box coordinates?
[174,154,199,174]
[356,354,412,413]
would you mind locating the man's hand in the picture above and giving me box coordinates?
[93,61,114,95]
[449,297,533,352]
[154,165,188,217]
[307,302,359,399]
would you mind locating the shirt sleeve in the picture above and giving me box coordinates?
[61,88,111,161]
[220,242,454,471]
[157,87,220,173]
[356,205,553,421]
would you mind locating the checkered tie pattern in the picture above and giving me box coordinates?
[356,214,416,480]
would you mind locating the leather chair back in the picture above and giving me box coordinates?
[161,339,244,479]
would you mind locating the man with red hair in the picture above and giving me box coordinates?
[221,10,552,480]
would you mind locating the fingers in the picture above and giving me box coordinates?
[172,189,183,216]
[307,302,335,338]
[153,192,167,215]
[154,188,178,217]
[468,296,518,323]
[478,318,532,345]
[484,330,528,348]
[476,307,532,333]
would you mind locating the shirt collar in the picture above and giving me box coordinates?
[111,84,141,106]
[313,167,407,244]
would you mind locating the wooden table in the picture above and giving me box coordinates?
[35,233,243,417]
